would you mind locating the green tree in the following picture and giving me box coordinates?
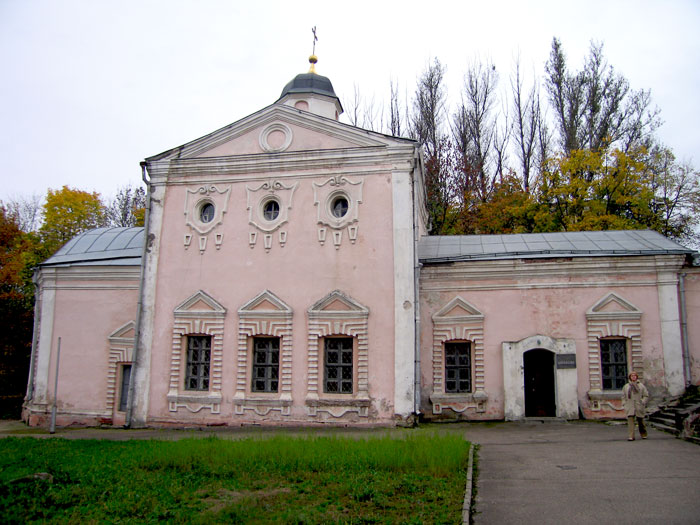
[39,186,107,255]
[0,207,35,417]
[538,146,659,232]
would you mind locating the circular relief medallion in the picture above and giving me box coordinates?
[259,123,293,153]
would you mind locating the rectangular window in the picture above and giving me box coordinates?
[118,364,132,412]
[252,337,280,393]
[445,341,472,393]
[601,338,628,390]
[324,337,353,394]
[185,335,211,391]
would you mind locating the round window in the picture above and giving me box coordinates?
[331,196,349,218]
[263,199,280,221]
[199,202,215,223]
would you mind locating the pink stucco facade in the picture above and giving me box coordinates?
[683,268,700,385]
[22,69,699,429]
[418,256,688,421]
[24,266,139,427]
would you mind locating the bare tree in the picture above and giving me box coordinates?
[106,185,146,227]
[511,57,540,191]
[343,84,363,127]
[2,194,43,232]
[389,78,403,136]
[411,58,447,158]
[452,59,499,193]
[493,108,510,184]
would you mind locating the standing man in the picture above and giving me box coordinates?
[622,372,649,441]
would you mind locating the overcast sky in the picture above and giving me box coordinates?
[1,0,699,203]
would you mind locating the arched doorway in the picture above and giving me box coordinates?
[523,349,556,417]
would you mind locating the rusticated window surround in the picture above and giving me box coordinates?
[167,290,226,414]
[586,292,642,411]
[234,290,293,417]
[307,290,370,419]
[106,321,135,415]
[430,297,488,414]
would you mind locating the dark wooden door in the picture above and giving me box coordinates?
[524,349,556,417]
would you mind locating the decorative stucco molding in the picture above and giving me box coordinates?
[183,185,231,252]
[246,180,298,232]
[502,334,578,420]
[313,176,363,249]
[234,290,293,418]
[167,290,226,414]
[258,122,293,153]
[306,290,370,418]
[106,321,135,415]
[429,297,487,414]
[586,292,643,409]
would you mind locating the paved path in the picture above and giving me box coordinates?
[2,419,698,524]
[462,420,700,525]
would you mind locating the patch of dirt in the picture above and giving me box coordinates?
[199,487,292,513]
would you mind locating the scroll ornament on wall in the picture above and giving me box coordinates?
[183,185,231,253]
[312,176,363,249]
[246,179,298,253]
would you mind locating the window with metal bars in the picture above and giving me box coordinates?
[600,338,628,390]
[324,337,353,394]
[185,335,211,391]
[252,337,280,392]
[444,341,472,393]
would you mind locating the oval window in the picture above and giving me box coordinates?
[331,196,349,218]
[200,202,215,223]
[263,199,280,221]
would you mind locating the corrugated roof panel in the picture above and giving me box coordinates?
[418,230,693,263]
[41,227,144,267]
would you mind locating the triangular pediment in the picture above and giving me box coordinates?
[108,320,136,341]
[238,290,292,318]
[174,290,226,317]
[308,290,369,317]
[146,104,408,162]
[433,297,484,323]
[587,293,641,319]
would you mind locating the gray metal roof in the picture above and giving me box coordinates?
[418,230,694,263]
[42,227,144,267]
[278,72,340,102]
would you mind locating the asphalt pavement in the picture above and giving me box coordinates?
[462,420,700,524]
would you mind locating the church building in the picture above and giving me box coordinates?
[22,56,700,428]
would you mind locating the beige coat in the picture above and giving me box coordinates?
[622,380,649,417]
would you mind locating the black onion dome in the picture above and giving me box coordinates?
[278,72,339,101]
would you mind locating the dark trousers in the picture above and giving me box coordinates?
[627,416,647,439]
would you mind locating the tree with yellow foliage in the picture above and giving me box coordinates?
[39,186,107,256]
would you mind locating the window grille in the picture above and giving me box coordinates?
[252,337,280,392]
[600,338,628,390]
[445,341,472,393]
[324,337,353,394]
[185,335,211,391]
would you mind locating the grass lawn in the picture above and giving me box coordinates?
[0,431,470,524]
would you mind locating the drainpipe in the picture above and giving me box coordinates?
[679,272,691,388]
[125,162,151,428]
[412,146,424,420]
